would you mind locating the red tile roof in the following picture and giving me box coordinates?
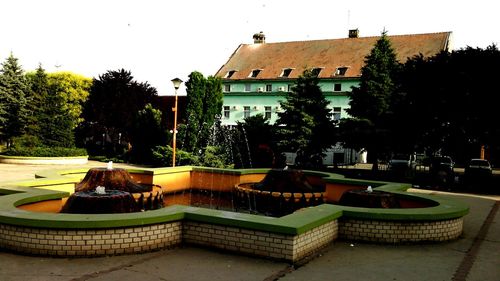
[216,32,451,80]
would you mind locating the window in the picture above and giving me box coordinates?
[249,69,261,78]
[265,106,272,119]
[334,83,342,91]
[333,107,342,121]
[225,70,237,78]
[265,84,272,92]
[335,67,348,76]
[244,84,251,92]
[243,106,251,118]
[223,106,230,119]
[311,67,322,77]
[287,84,293,92]
[280,68,293,77]
[223,84,231,92]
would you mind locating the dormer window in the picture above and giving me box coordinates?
[280,68,293,78]
[311,67,322,77]
[249,69,261,78]
[335,67,348,76]
[225,70,237,78]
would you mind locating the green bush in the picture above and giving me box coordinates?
[151,146,199,167]
[199,146,234,169]
[1,146,88,157]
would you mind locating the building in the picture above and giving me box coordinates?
[215,30,451,164]
[215,30,451,126]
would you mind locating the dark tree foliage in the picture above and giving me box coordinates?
[0,53,29,146]
[81,69,159,154]
[346,32,401,169]
[275,69,335,168]
[234,114,276,168]
[129,104,164,163]
[396,45,500,165]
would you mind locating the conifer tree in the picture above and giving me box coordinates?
[25,64,50,140]
[275,69,335,168]
[346,32,401,170]
[0,53,29,146]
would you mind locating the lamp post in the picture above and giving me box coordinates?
[171,78,183,167]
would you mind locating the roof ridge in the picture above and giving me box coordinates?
[240,31,452,46]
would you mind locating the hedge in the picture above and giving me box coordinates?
[1,146,88,157]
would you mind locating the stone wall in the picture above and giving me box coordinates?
[338,217,463,243]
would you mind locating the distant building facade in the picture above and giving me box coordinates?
[215,30,451,164]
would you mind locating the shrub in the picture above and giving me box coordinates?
[1,146,88,157]
[199,146,234,169]
[151,145,199,167]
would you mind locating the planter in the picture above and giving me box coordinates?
[0,155,88,165]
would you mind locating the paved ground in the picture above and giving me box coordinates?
[0,162,498,281]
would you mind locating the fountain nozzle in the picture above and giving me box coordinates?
[95,186,106,194]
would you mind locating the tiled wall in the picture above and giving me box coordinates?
[0,222,182,256]
[183,220,338,261]
[338,217,463,243]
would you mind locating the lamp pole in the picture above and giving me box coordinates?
[171,78,183,167]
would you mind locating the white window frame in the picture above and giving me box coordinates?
[243,106,251,118]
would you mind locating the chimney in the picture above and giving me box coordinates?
[348,29,359,38]
[253,31,266,44]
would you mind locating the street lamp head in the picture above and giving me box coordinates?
[171,78,183,90]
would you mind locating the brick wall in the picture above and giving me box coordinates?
[0,222,182,257]
[0,217,463,260]
[338,217,463,243]
[183,220,338,262]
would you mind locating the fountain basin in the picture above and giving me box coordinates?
[1,167,469,262]
[61,190,137,214]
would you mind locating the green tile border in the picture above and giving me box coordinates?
[0,166,468,235]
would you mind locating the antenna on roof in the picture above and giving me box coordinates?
[347,9,350,29]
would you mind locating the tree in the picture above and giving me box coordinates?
[396,45,500,165]
[38,80,76,148]
[346,32,401,170]
[129,103,164,163]
[0,53,29,146]
[235,114,276,168]
[81,69,158,154]
[275,69,335,168]
[182,71,205,152]
[25,64,50,140]
[182,71,223,153]
[47,71,92,127]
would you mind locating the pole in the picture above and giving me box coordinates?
[172,92,178,167]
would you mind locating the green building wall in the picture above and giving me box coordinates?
[221,78,358,126]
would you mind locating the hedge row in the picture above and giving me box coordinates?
[1,146,88,157]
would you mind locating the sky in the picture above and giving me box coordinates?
[1,0,499,95]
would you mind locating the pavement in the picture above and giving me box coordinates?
[0,161,499,281]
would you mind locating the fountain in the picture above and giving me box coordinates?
[338,185,400,208]
[61,162,163,214]
[234,168,326,216]
[5,166,468,260]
